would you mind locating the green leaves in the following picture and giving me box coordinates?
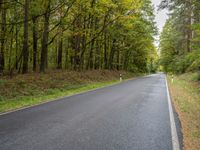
[1,0,157,74]
[159,0,200,74]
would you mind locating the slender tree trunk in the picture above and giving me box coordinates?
[95,38,100,69]
[57,38,63,69]
[99,33,104,69]
[80,18,87,70]
[32,17,38,72]
[0,0,6,74]
[9,31,13,71]
[116,48,120,70]
[94,17,99,69]
[18,57,22,73]
[86,0,96,70]
[22,0,29,74]
[73,15,81,70]
[87,37,94,70]
[15,25,19,70]
[40,1,50,72]
[109,39,116,69]
[65,39,69,69]
[104,32,108,69]
[186,0,193,53]
[123,50,130,70]
[14,4,19,70]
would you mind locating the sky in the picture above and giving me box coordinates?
[151,0,169,33]
[151,0,169,46]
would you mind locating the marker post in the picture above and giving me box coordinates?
[171,74,174,83]
[120,74,122,82]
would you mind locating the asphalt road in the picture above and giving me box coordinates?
[0,74,182,150]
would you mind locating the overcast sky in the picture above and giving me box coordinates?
[151,0,168,46]
[151,0,168,33]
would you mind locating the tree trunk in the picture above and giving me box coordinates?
[116,48,120,70]
[87,37,94,70]
[73,15,81,70]
[186,0,193,53]
[40,1,50,72]
[104,32,108,69]
[65,39,69,69]
[109,39,116,69]
[123,50,130,71]
[86,0,96,70]
[94,17,99,69]
[0,0,6,74]
[32,17,38,72]
[9,29,14,71]
[57,38,63,69]
[22,0,29,74]
[15,24,19,70]
[80,19,86,70]
[94,38,100,69]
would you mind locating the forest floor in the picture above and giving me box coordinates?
[0,70,136,113]
[168,72,200,150]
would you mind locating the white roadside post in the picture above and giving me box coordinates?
[171,74,174,83]
[120,74,122,82]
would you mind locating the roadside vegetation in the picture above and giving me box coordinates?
[168,73,200,150]
[159,0,200,78]
[159,0,200,149]
[0,70,136,113]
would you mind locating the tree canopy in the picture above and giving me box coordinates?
[159,0,200,75]
[0,0,157,75]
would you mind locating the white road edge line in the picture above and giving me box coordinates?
[165,76,181,150]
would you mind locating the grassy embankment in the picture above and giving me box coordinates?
[0,70,136,113]
[168,72,200,150]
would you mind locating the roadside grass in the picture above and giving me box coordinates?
[0,70,135,113]
[0,81,117,113]
[168,72,200,150]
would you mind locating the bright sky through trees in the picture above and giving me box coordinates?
[151,0,168,33]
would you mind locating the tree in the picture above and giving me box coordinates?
[0,0,158,75]
[22,0,29,74]
[159,0,200,74]
[40,0,51,72]
[0,0,6,74]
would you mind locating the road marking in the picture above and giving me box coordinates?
[165,76,181,150]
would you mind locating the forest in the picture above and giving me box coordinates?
[0,1,200,149]
[0,0,157,75]
[159,0,200,78]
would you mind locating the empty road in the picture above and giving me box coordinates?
[0,74,181,150]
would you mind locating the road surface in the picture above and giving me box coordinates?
[0,74,182,150]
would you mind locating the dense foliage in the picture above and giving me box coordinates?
[159,0,200,77]
[0,0,157,75]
